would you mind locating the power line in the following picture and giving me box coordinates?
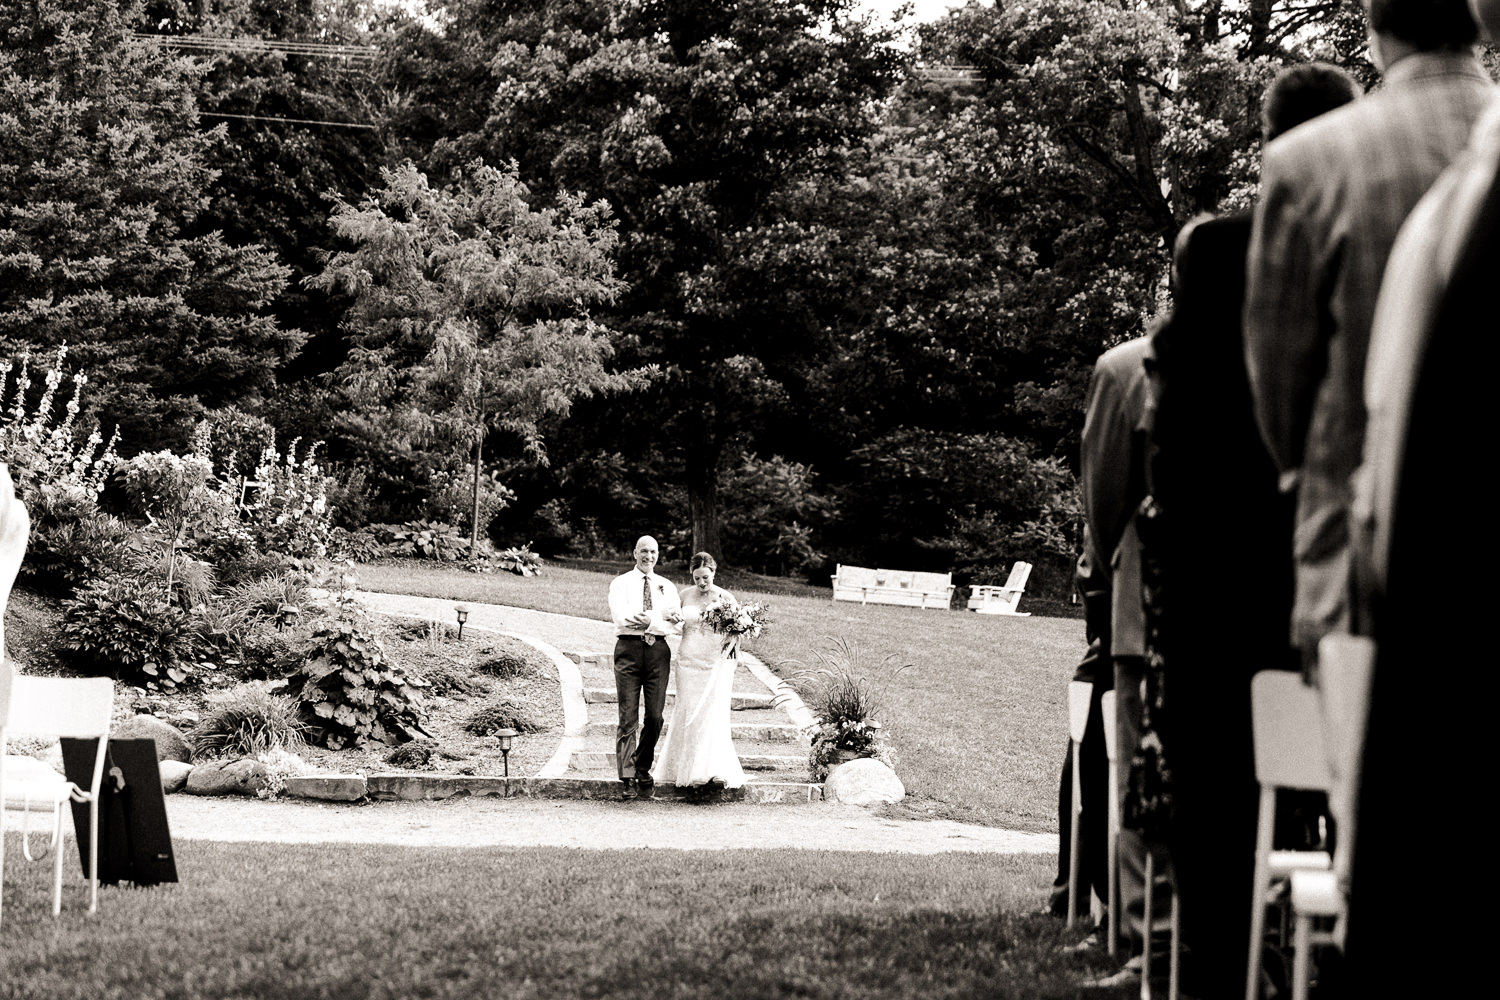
[199,110,377,130]
[131,32,378,63]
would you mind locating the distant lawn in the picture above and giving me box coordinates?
[0,838,1125,1000]
[357,559,1084,834]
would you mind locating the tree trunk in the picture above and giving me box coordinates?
[468,434,483,561]
[687,459,722,565]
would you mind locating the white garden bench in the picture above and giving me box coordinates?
[967,561,1033,616]
[830,565,955,610]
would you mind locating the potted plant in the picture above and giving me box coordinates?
[792,637,908,782]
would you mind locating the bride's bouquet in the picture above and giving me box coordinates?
[700,597,772,659]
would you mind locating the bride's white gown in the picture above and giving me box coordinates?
[650,598,746,789]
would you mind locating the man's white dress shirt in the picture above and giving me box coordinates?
[608,569,682,638]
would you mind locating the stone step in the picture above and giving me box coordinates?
[367,773,821,803]
[582,687,775,710]
[570,750,807,773]
[582,720,803,741]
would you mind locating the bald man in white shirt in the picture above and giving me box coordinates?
[607,535,682,799]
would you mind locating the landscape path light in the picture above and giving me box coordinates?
[495,728,518,777]
[455,605,469,640]
[276,604,301,632]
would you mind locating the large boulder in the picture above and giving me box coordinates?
[158,759,193,794]
[184,758,269,797]
[823,757,906,805]
[113,715,193,763]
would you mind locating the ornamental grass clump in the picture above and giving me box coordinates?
[792,637,908,782]
[191,684,308,758]
[463,699,542,736]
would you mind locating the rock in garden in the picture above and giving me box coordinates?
[113,715,193,763]
[184,758,269,797]
[158,759,193,793]
[823,757,906,805]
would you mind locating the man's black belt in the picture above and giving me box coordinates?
[618,634,658,645]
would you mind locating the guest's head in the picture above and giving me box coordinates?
[1261,62,1362,144]
[633,535,659,574]
[1364,0,1477,70]
[690,552,717,592]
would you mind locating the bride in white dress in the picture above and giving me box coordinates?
[651,552,745,794]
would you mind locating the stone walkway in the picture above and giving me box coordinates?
[153,795,1059,854]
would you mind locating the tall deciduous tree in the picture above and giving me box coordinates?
[0,0,303,453]
[385,0,904,558]
[309,158,649,556]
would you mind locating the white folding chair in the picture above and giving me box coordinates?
[1101,690,1121,957]
[1245,670,1333,1000]
[1,674,115,923]
[1066,679,1092,927]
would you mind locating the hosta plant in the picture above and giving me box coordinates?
[61,575,215,693]
[292,612,431,749]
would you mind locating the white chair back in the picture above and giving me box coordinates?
[6,676,114,739]
[1251,671,1331,792]
[1067,680,1092,744]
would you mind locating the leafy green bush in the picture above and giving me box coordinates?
[717,454,837,576]
[385,739,440,768]
[292,614,430,749]
[487,544,543,576]
[215,551,290,589]
[190,684,308,758]
[20,508,137,597]
[370,520,473,561]
[423,468,514,537]
[462,699,542,736]
[327,526,382,563]
[61,576,215,692]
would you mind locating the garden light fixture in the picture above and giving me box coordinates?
[276,604,301,632]
[496,728,517,777]
[455,605,469,639]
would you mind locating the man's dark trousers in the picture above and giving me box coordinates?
[614,635,671,782]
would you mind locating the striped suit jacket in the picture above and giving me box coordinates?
[1243,50,1493,648]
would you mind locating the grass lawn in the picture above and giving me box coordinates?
[0,837,1127,1000]
[357,560,1084,833]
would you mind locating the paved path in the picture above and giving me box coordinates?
[154,795,1059,854]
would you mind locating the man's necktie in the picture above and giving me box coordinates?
[641,574,656,643]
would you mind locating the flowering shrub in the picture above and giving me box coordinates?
[241,437,334,559]
[0,346,119,507]
[292,612,431,749]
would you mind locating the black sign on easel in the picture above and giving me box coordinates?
[58,737,179,887]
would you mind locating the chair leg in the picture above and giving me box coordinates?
[1068,740,1083,927]
[87,799,99,914]
[51,808,64,917]
[1292,912,1312,1000]
[1246,859,1269,1000]
[1169,883,1181,1000]
[1142,851,1155,1000]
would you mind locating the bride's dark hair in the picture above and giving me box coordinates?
[690,552,717,571]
